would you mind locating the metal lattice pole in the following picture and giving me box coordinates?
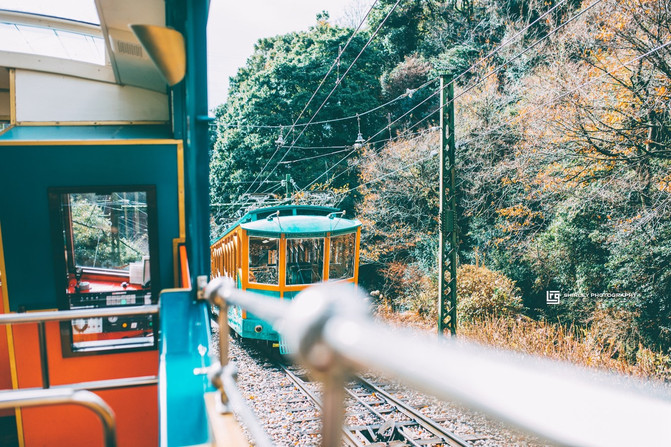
[438,74,458,336]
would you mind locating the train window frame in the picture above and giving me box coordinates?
[248,236,279,286]
[285,237,325,286]
[328,232,356,281]
[48,185,160,357]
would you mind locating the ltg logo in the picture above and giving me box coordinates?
[546,290,560,305]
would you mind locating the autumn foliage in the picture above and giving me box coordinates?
[211,0,671,367]
[354,0,671,363]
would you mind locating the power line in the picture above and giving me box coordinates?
[213,0,608,222]
[213,77,437,130]
[283,0,381,142]
[279,147,354,164]
[234,0,381,201]
[250,0,404,196]
[222,0,562,202]
[298,0,605,192]
[215,0,400,222]
[342,38,671,203]
[301,126,440,192]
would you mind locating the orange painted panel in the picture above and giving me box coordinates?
[21,386,158,447]
[13,321,159,446]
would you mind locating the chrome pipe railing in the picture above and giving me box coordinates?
[199,281,275,447]
[16,376,160,393]
[0,305,159,324]
[0,305,159,391]
[0,388,117,447]
[203,277,671,447]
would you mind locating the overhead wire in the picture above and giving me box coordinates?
[213,0,613,225]
[278,147,354,164]
[397,0,607,141]
[224,0,562,209]
[214,77,436,130]
[309,126,440,193]
[211,77,439,223]
[297,0,606,192]
[249,0,404,196]
[338,38,671,203]
[213,0,404,224]
[234,0,381,202]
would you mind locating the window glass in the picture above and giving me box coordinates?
[68,192,149,271]
[49,187,158,355]
[0,0,101,24]
[286,238,324,285]
[0,23,105,65]
[248,237,279,285]
[329,233,356,280]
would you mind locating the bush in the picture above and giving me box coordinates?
[457,264,524,322]
[378,262,437,319]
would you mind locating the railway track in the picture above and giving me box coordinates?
[280,365,473,447]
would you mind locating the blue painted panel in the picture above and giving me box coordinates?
[159,289,213,446]
[0,143,180,310]
[228,305,279,341]
[0,125,172,141]
[242,215,361,238]
[283,291,301,300]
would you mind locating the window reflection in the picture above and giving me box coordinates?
[248,237,278,285]
[286,238,324,285]
[329,233,356,280]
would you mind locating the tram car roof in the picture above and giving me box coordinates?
[216,205,361,241]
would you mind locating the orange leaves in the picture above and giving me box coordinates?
[657,172,671,193]
[496,204,543,233]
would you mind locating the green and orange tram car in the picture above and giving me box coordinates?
[210,205,361,346]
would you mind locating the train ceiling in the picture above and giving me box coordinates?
[0,0,168,92]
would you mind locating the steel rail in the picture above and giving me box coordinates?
[0,388,116,447]
[280,365,363,447]
[357,377,472,447]
[283,363,468,447]
[343,386,424,447]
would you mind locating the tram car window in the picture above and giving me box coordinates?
[48,186,159,355]
[329,232,356,280]
[286,238,324,285]
[248,237,279,285]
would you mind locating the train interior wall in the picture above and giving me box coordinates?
[0,136,181,446]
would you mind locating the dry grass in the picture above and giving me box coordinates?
[375,306,671,382]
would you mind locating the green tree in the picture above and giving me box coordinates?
[210,20,386,230]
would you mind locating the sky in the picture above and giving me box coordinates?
[206,0,374,109]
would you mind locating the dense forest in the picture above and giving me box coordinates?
[211,0,671,370]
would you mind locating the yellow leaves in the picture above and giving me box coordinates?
[496,204,543,232]
[657,172,671,193]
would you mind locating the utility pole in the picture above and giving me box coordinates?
[438,74,458,336]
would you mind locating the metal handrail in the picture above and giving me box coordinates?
[0,305,160,391]
[0,388,117,447]
[203,277,671,447]
[0,304,159,324]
